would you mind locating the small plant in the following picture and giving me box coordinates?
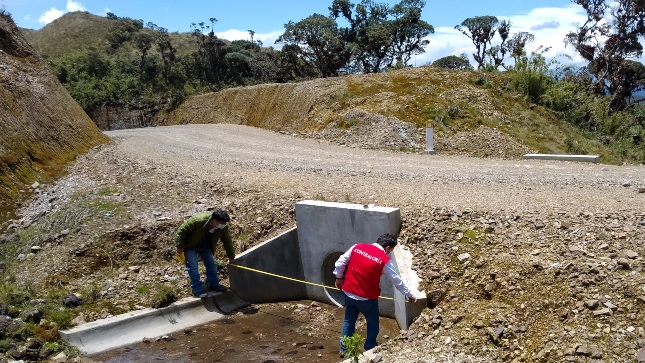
[97,188,120,196]
[136,284,150,294]
[472,75,490,86]
[342,333,364,363]
[338,118,358,129]
[446,105,461,117]
[45,307,76,329]
[0,282,30,306]
[80,282,102,304]
[314,193,327,201]
[150,283,177,309]
[44,341,80,356]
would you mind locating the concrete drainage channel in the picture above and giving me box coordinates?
[60,200,427,361]
[59,291,249,355]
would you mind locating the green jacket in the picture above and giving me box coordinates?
[175,212,235,258]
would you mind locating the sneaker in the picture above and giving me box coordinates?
[209,284,228,293]
[339,350,346,358]
[192,291,207,298]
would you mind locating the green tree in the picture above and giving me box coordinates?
[276,14,350,77]
[485,19,511,69]
[509,46,556,103]
[106,17,143,49]
[330,0,432,73]
[389,0,434,67]
[431,54,473,70]
[505,31,535,65]
[190,18,229,90]
[455,15,500,70]
[133,31,154,78]
[565,0,645,111]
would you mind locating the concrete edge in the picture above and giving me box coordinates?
[60,291,249,355]
[523,154,600,163]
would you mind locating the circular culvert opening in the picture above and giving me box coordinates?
[321,252,344,307]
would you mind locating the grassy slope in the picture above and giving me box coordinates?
[161,67,620,163]
[21,11,197,59]
[21,11,115,59]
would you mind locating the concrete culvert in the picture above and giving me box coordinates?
[321,252,344,306]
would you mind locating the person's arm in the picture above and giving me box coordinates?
[219,226,236,263]
[383,261,417,301]
[175,216,200,252]
[333,245,355,289]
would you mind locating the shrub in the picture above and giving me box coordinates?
[150,283,177,308]
[509,47,555,103]
[431,54,473,70]
[341,333,364,363]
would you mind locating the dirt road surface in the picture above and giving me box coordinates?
[105,124,644,214]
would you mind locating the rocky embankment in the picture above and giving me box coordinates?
[0,13,107,206]
[1,124,645,362]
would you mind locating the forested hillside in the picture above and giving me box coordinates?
[17,0,645,165]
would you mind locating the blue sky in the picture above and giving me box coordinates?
[3,0,588,65]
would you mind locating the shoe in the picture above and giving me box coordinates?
[339,350,345,358]
[192,291,207,298]
[209,284,228,293]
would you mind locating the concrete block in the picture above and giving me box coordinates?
[229,228,306,302]
[523,154,600,163]
[295,201,401,315]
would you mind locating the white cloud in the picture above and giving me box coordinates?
[420,5,588,67]
[215,29,284,47]
[38,8,64,25]
[38,0,86,25]
[65,0,86,12]
[100,7,111,16]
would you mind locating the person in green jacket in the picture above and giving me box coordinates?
[175,209,236,297]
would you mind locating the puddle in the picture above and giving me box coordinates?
[90,301,400,363]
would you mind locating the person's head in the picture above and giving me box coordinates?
[376,233,397,254]
[209,209,230,229]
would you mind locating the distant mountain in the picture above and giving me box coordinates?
[20,11,197,60]
[20,11,114,59]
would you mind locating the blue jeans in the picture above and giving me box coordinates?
[184,245,220,294]
[340,294,380,352]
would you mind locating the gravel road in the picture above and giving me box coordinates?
[105,124,645,214]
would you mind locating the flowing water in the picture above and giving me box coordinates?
[90,301,400,363]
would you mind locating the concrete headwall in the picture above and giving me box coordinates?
[230,200,426,329]
[229,228,307,302]
[294,201,402,316]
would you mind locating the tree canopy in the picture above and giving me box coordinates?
[565,0,645,111]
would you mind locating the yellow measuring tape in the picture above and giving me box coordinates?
[229,263,396,301]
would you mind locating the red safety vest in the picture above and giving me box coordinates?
[342,244,390,299]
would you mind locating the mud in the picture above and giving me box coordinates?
[90,301,400,363]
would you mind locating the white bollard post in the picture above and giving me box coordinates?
[425,127,436,154]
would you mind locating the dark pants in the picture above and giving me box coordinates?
[340,294,380,352]
[184,244,219,295]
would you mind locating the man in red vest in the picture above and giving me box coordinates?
[334,233,418,357]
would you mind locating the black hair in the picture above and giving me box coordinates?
[211,209,230,222]
[376,233,397,249]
